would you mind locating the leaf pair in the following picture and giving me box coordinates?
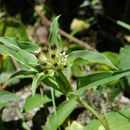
[0,37,39,69]
[68,69,130,96]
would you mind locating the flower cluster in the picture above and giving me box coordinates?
[35,44,67,74]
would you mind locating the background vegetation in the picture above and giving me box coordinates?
[0,0,130,130]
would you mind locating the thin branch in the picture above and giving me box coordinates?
[11,57,20,71]
[1,82,8,89]
[35,7,96,51]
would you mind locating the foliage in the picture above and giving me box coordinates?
[0,90,18,109]
[24,94,51,112]
[0,16,130,130]
[84,110,130,130]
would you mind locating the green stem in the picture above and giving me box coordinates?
[76,96,110,130]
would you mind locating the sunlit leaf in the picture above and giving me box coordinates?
[0,90,18,109]
[102,51,119,66]
[10,70,36,79]
[84,111,130,130]
[43,77,61,92]
[67,50,117,69]
[32,72,45,96]
[0,44,38,68]
[65,121,84,130]
[119,45,130,85]
[24,94,51,112]
[43,98,77,130]
[48,16,62,49]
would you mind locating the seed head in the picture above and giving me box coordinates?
[44,70,49,74]
[63,64,67,68]
[42,47,48,53]
[51,54,56,59]
[50,44,57,50]
[41,62,47,66]
[54,63,58,67]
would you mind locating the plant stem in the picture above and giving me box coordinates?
[76,96,110,130]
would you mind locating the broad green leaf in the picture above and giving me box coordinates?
[67,50,117,69]
[119,45,130,70]
[0,37,39,53]
[0,90,18,109]
[24,94,51,112]
[0,72,12,84]
[102,52,119,66]
[54,71,72,94]
[77,71,113,89]
[0,37,39,68]
[1,56,15,72]
[18,41,40,53]
[65,121,84,130]
[43,77,61,92]
[84,111,130,130]
[43,98,77,130]
[0,44,38,68]
[10,70,37,79]
[69,69,130,95]
[48,16,62,49]
[84,120,101,130]
[0,37,20,50]
[32,73,45,96]
[118,109,130,121]
[119,45,130,85]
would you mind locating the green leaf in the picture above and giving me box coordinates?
[117,20,130,31]
[54,71,72,94]
[67,50,117,69]
[0,72,12,84]
[119,45,130,70]
[0,90,18,109]
[84,111,130,130]
[77,71,113,89]
[42,77,61,92]
[65,121,84,130]
[32,73,45,96]
[10,70,36,79]
[0,37,20,50]
[43,98,77,130]
[0,37,40,53]
[18,41,40,53]
[48,16,62,49]
[84,120,101,130]
[24,94,51,112]
[118,109,130,121]
[0,44,38,68]
[102,51,119,66]
[69,69,130,95]
[119,45,130,85]
[0,37,39,68]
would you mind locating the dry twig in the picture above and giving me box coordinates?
[35,7,96,51]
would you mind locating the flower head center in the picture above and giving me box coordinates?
[35,44,67,74]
